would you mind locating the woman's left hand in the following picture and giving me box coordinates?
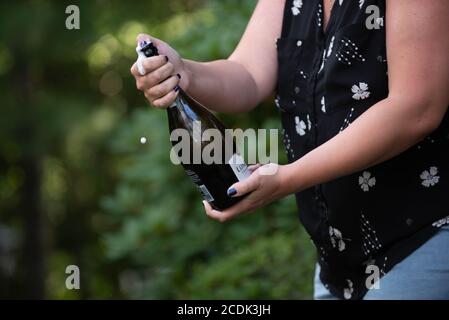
[203,163,290,222]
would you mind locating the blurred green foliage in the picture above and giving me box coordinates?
[0,0,315,299]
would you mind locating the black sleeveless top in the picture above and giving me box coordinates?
[276,0,449,299]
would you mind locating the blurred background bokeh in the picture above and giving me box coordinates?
[0,0,315,299]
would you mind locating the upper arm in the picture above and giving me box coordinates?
[386,0,449,129]
[228,0,285,103]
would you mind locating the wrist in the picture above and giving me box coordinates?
[181,59,194,94]
[278,164,294,197]
[279,162,307,195]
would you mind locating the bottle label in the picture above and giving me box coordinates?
[185,169,214,202]
[198,184,214,202]
[228,153,251,182]
[185,169,201,184]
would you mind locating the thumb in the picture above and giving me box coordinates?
[136,33,162,47]
[227,173,259,197]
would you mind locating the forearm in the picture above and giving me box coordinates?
[282,97,440,194]
[183,59,260,113]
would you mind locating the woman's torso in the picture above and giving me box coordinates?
[276,0,449,299]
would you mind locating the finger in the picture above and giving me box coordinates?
[207,198,253,222]
[226,172,259,197]
[130,62,141,78]
[203,200,221,220]
[142,55,168,73]
[135,61,173,92]
[139,55,168,77]
[151,88,179,108]
[131,55,167,79]
[248,163,262,172]
[143,61,173,86]
[148,74,180,100]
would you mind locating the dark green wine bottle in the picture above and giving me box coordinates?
[138,41,250,210]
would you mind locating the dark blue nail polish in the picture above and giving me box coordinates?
[176,73,181,79]
[227,187,237,197]
[165,55,169,62]
[174,85,180,92]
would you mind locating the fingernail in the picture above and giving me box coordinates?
[227,187,237,197]
[174,85,180,92]
[165,56,169,62]
[176,73,181,79]
[139,40,148,48]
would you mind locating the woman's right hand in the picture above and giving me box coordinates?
[130,33,190,108]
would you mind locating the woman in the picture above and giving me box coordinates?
[131,0,449,299]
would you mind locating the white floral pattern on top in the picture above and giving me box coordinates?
[291,0,303,16]
[351,82,370,100]
[295,115,311,136]
[295,116,307,136]
[361,213,382,256]
[432,215,449,228]
[318,50,326,73]
[344,279,354,300]
[329,226,346,252]
[337,38,366,66]
[321,96,326,113]
[316,3,322,27]
[274,96,281,109]
[376,17,384,28]
[359,171,376,192]
[282,129,295,159]
[327,36,335,58]
[420,166,440,187]
[307,114,312,130]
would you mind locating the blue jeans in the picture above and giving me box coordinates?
[314,225,449,300]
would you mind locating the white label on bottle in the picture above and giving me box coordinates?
[198,184,214,202]
[228,153,251,182]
